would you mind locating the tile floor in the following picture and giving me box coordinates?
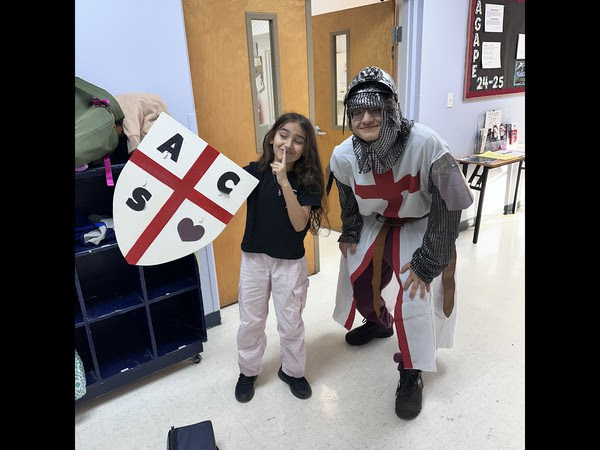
[75,209,525,449]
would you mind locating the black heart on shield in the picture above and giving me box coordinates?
[177,218,205,242]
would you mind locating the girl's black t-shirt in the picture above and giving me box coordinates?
[241,162,321,260]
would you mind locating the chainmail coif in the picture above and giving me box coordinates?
[346,91,414,174]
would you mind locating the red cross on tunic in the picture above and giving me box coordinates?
[354,170,421,217]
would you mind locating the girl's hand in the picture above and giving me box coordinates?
[270,147,289,185]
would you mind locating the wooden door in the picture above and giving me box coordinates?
[182,0,314,308]
[312,1,396,231]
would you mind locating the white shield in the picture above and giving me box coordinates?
[113,113,258,265]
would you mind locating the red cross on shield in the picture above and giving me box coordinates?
[113,113,259,266]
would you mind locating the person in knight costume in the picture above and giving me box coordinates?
[329,66,474,420]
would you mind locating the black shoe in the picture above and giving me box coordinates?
[395,361,423,420]
[278,367,312,399]
[235,373,257,403]
[345,319,394,346]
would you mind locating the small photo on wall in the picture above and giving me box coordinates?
[513,61,525,87]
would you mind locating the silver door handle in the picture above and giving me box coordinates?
[315,125,326,136]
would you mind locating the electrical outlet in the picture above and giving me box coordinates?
[447,93,453,108]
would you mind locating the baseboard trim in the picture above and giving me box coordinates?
[460,201,524,233]
[503,200,523,214]
[204,310,222,329]
[459,219,470,232]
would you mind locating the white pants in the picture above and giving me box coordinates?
[237,251,309,378]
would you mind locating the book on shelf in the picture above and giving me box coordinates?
[478,150,523,160]
[476,109,511,153]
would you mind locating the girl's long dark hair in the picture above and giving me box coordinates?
[257,112,330,235]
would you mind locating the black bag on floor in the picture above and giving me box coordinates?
[167,420,218,450]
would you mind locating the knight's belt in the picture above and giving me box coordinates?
[369,213,427,317]
[368,212,456,320]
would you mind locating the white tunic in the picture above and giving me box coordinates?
[329,123,458,371]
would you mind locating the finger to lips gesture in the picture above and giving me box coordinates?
[270,147,287,183]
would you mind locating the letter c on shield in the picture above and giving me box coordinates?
[217,171,240,194]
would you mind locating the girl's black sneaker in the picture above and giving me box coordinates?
[235,373,257,403]
[278,367,312,399]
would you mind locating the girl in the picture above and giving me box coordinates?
[235,112,328,402]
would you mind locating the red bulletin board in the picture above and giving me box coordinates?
[464,0,525,99]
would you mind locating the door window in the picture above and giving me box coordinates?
[246,13,282,153]
[331,30,349,129]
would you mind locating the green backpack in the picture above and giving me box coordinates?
[75,77,124,168]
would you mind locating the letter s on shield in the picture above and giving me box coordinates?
[113,113,258,266]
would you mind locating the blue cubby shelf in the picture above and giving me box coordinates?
[98,348,155,379]
[150,290,207,357]
[75,238,119,258]
[83,290,144,322]
[75,164,207,405]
